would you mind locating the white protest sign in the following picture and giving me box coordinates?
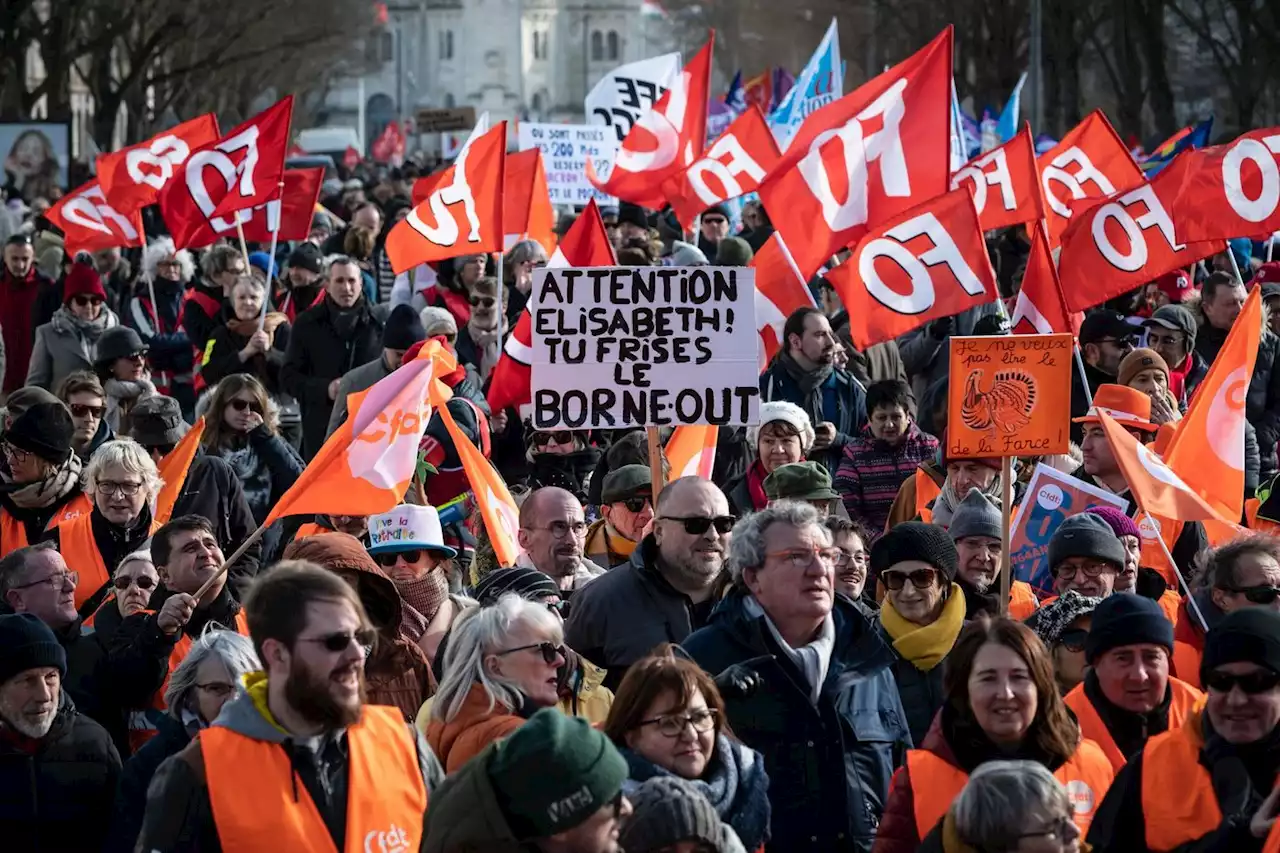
[517,123,618,206]
[585,53,681,143]
[530,266,760,429]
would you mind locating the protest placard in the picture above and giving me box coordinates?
[517,123,618,206]
[529,266,759,430]
[1009,464,1130,596]
[946,333,1073,459]
[585,53,681,142]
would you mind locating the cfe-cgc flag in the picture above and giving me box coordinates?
[96,114,221,214]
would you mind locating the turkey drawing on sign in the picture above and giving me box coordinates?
[960,370,1037,439]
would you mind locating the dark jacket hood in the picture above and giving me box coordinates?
[423,743,525,853]
[282,531,404,631]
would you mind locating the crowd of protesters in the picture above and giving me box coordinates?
[7,164,1280,853]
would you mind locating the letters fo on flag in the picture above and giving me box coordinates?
[96,114,221,214]
[1037,110,1144,246]
[264,342,456,527]
[951,123,1044,232]
[1155,126,1280,244]
[661,105,780,229]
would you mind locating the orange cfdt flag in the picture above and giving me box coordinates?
[665,426,718,480]
[1097,410,1223,523]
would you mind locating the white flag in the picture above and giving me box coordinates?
[585,53,681,143]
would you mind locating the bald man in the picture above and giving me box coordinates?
[565,477,734,690]
[517,486,605,592]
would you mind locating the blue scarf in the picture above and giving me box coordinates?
[620,734,771,850]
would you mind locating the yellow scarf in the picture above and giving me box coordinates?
[606,526,638,560]
[879,583,966,672]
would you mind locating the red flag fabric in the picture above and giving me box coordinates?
[96,114,220,213]
[661,105,780,229]
[750,233,814,371]
[502,150,557,255]
[1038,110,1145,246]
[826,187,997,349]
[45,180,145,256]
[758,28,952,279]
[371,121,406,164]
[1159,128,1280,243]
[178,167,324,249]
[485,200,616,413]
[1011,222,1080,336]
[386,123,507,274]
[587,34,714,209]
[951,123,1044,232]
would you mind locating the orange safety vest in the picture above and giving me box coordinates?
[1008,581,1039,620]
[58,511,160,611]
[906,740,1114,839]
[1266,812,1280,853]
[1141,710,1223,850]
[1171,640,1203,690]
[1157,589,1180,627]
[203,705,426,852]
[0,492,92,558]
[1063,677,1204,770]
[916,468,941,524]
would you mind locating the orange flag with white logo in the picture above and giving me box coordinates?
[264,342,456,526]
[154,417,205,526]
[386,122,507,274]
[750,233,815,372]
[1098,410,1224,523]
[502,149,556,255]
[433,384,520,566]
[665,426,718,480]
[1165,286,1262,521]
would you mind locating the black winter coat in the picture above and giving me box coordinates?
[683,590,911,853]
[0,693,121,853]
[877,622,946,747]
[281,296,383,459]
[169,452,262,600]
[104,712,189,853]
[759,359,868,474]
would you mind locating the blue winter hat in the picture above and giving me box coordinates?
[1229,238,1253,277]
[247,251,275,279]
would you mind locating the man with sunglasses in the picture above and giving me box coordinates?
[1070,311,1137,443]
[567,478,733,692]
[1172,534,1280,690]
[584,464,653,570]
[57,370,112,460]
[137,561,443,853]
[1088,608,1280,852]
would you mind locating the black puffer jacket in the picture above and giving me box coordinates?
[877,622,947,747]
[168,452,262,600]
[0,692,121,853]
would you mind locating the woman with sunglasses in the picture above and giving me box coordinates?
[93,325,156,435]
[603,644,771,853]
[522,421,601,507]
[27,260,120,392]
[875,619,1114,853]
[0,401,91,559]
[1029,591,1102,696]
[724,401,815,517]
[872,522,968,747]
[425,592,568,772]
[454,275,505,383]
[1087,608,1280,853]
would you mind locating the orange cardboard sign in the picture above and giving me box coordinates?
[946,333,1073,458]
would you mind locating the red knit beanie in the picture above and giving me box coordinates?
[63,261,107,303]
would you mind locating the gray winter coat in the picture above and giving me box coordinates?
[26,306,120,390]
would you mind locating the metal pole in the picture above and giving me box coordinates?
[1147,511,1209,633]
[1000,456,1013,616]
[1030,0,1044,132]
[495,250,505,332]
[1073,345,1095,408]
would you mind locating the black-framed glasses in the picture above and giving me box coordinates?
[497,641,564,665]
[297,628,376,654]
[1018,815,1075,843]
[195,681,236,699]
[533,430,573,447]
[1205,669,1280,694]
[373,549,427,567]
[659,515,734,535]
[12,570,78,591]
[701,216,728,227]
[1222,584,1280,605]
[638,707,718,738]
[228,398,263,414]
[1056,628,1089,653]
[1096,336,1136,350]
[469,295,496,308]
[68,403,105,419]
[71,294,103,308]
[1055,561,1114,580]
[620,496,652,513]
[123,351,147,362]
[2,443,28,464]
[834,549,869,568]
[882,568,939,591]
[525,520,587,539]
[96,480,143,497]
[113,575,156,591]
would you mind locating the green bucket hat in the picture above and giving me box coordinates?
[763,461,840,502]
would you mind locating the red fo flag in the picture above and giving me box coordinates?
[1011,222,1080,336]
[1158,128,1280,243]
[758,28,952,279]
[587,34,714,209]
[1038,110,1144,246]
[951,122,1045,232]
[387,123,507,274]
[750,233,814,371]
[178,167,325,249]
[46,180,145,255]
[825,187,998,350]
[661,105,780,229]
[96,114,220,214]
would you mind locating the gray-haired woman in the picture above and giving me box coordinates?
[104,630,259,853]
[918,760,1084,853]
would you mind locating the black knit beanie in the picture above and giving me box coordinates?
[871,522,960,582]
[5,402,73,465]
[1202,608,1280,685]
[1048,513,1126,571]
[1085,592,1174,664]
[0,613,67,686]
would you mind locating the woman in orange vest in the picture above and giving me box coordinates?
[947,490,1040,620]
[45,438,160,614]
[873,618,1115,853]
[0,401,91,557]
[1086,608,1280,852]
[1063,594,1203,771]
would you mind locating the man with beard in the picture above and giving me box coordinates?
[760,306,868,474]
[0,613,120,849]
[136,561,443,852]
[566,477,732,691]
[519,487,606,591]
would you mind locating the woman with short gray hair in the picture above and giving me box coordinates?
[919,760,1082,852]
[423,592,567,772]
[105,630,260,852]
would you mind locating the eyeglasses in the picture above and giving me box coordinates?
[533,430,573,447]
[156,259,182,269]
[68,403,105,419]
[1096,337,1136,350]
[659,515,735,535]
[497,641,565,664]
[228,398,263,414]
[123,351,146,362]
[620,496,652,513]
[1055,628,1089,653]
[96,480,143,497]
[373,549,431,568]
[1018,816,1075,843]
[1205,669,1280,695]
[702,217,727,227]
[2,444,28,463]
[113,575,156,591]
[12,570,78,591]
[882,568,939,591]
[637,707,718,738]
[1222,584,1280,605]
[469,296,496,308]
[1054,561,1115,580]
[834,549,869,568]
[524,520,588,539]
[195,681,236,699]
[766,546,840,569]
[71,295,104,308]
[297,628,377,654]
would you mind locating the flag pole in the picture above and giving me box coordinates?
[1073,345,1094,408]
[1270,236,1275,264]
[1226,240,1246,283]
[495,248,505,332]
[234,219,252,271]
[1000,455,1013,616]
[260,179,286,330]
[194,521,270,600]
[1145,510,1210,633]
[647,426,666,493]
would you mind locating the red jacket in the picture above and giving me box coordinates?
[0,267,49,391]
